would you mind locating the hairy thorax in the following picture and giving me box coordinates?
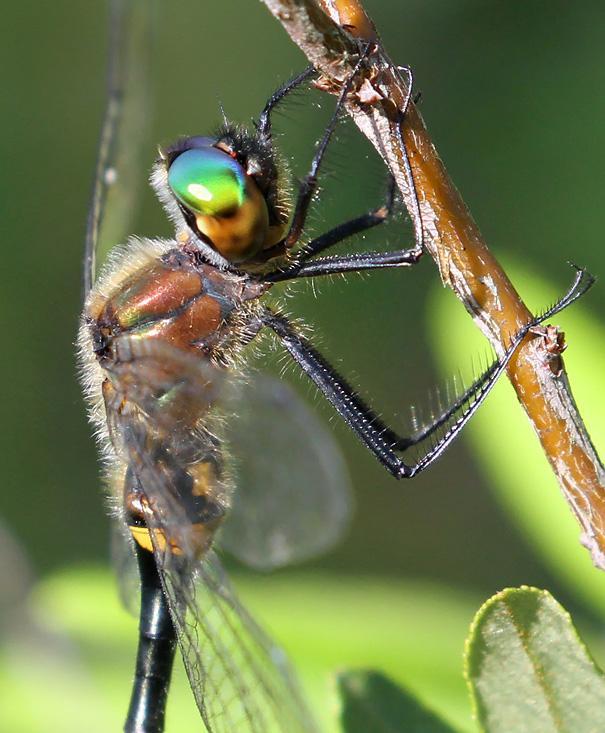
[85,239,269,367]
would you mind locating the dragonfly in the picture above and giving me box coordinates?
[78,1,594,732]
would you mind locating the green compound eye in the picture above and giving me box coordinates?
[168,147,246,217]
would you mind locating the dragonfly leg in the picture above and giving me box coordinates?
[257,66,316,140]
[265,64,425,281]
[282,50,372,250]
[263,177,422,283]
[299,175,397,260]
[261,266,594,478]
[264,247,422,282]
[263,308,416,477]
[391,64,426,256]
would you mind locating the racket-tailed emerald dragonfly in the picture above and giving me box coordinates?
[78,1,594,731]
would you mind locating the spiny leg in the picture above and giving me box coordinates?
[264,176,422,282]
[264,248,422,281]
[391,63,425,257]
[325,60,424,260]
[266,64,426,282]
[261,266,594,478]
[257,66,316,140]
[298,175,397,261]
[284,48,373,249]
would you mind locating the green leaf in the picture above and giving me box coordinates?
[339,670,459,733]
[465,587,605,733]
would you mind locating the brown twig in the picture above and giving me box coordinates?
[260,0,605,568]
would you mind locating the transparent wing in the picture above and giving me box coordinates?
[84,0,155,298]
[220,374,352,570]
[115,438,318,733]
[103,338,318,732]
[105,336,226,559]
[110,521,140,616]
[150,542,319,733]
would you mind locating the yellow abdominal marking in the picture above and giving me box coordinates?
[129,523,216,557]
[129,525,178,554]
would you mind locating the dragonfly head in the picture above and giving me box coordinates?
[152,129,289,268]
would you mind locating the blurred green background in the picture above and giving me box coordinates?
[1,0,604,731]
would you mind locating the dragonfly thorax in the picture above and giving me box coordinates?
[86,243,268,366]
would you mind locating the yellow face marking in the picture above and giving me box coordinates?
[195,176,269,262]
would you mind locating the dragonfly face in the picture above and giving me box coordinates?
[157,131,290,266]
[79,3,593,732]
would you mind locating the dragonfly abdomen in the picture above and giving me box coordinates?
[123,454,227,558]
